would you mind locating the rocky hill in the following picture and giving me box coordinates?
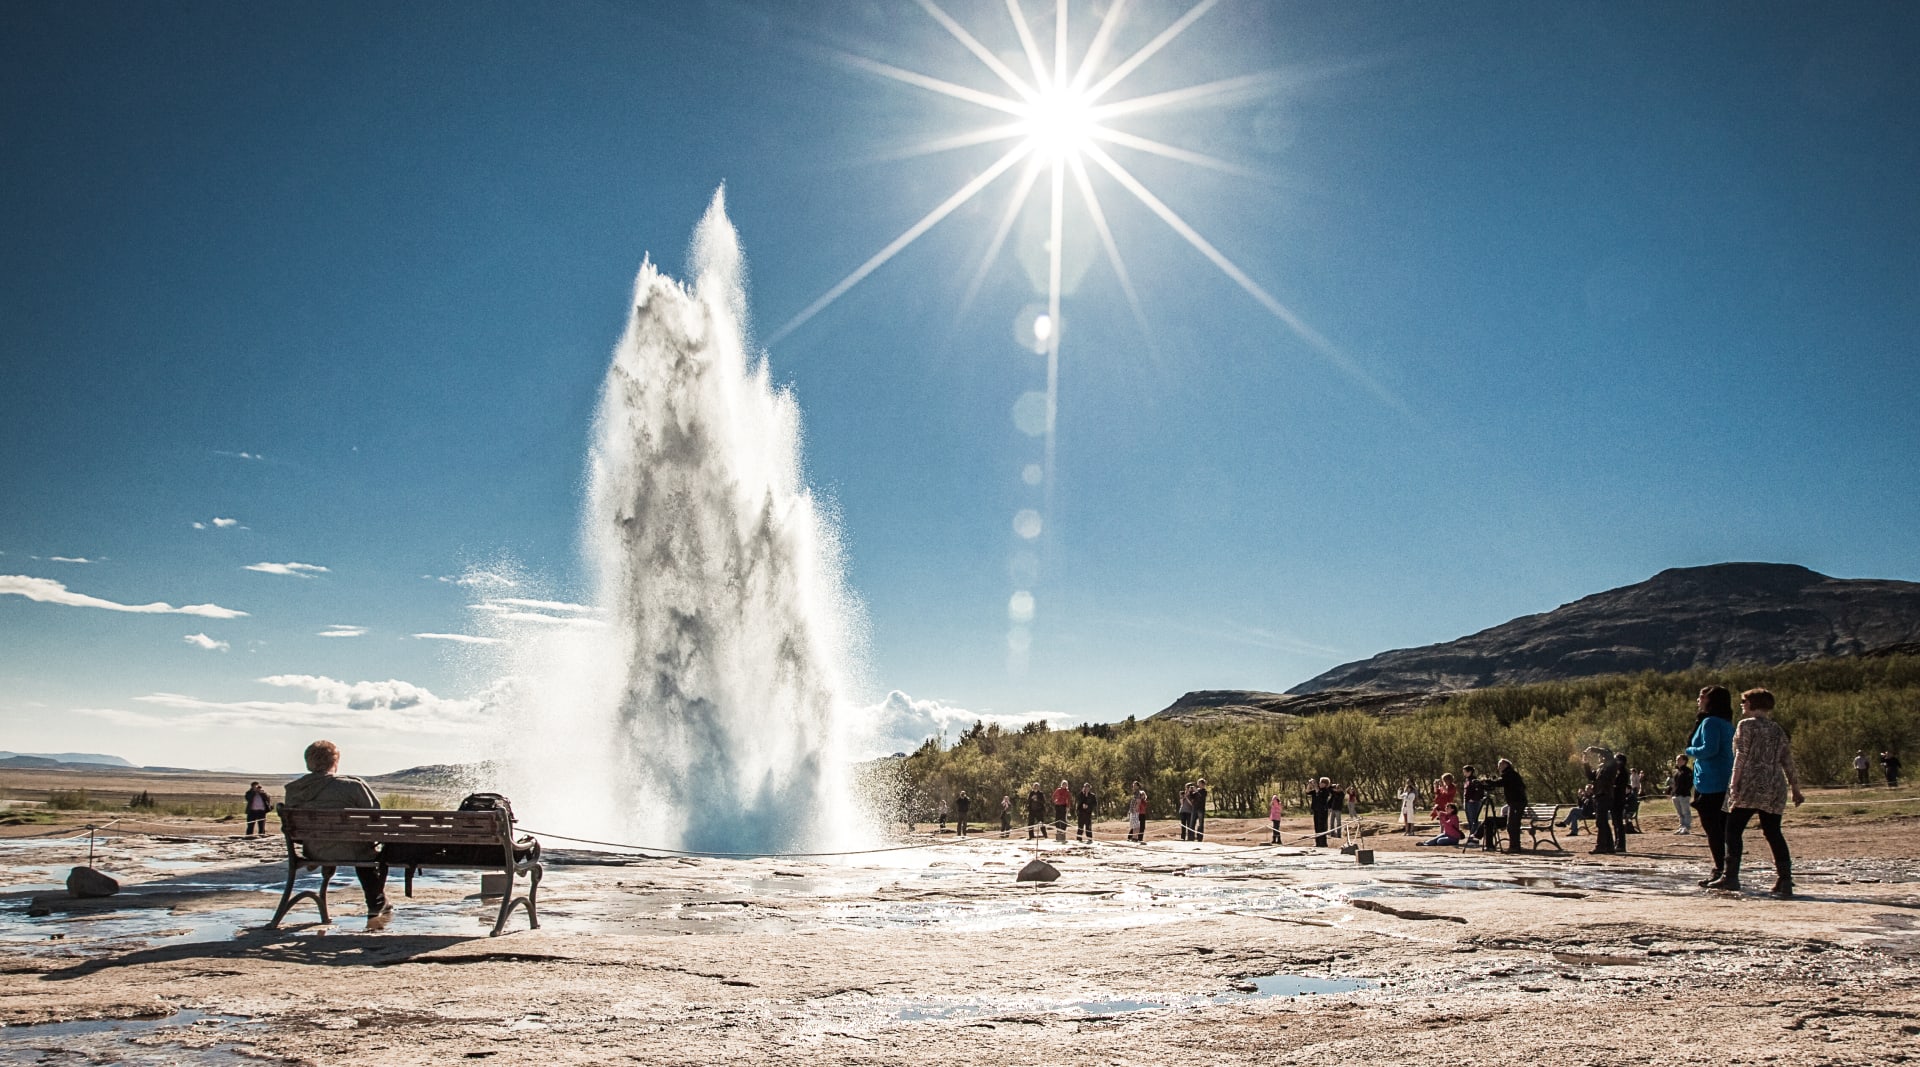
[1149,688,1442,722]
[1290,562,1920,695]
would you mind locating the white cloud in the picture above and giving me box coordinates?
[48,556,92,564]
[487,597,596,614]
[81,673,491,736]
[861,689,1065,759]
[214,450,265,461]
[317,624,367,638]
[413,632,503,645]
[0,575,248,619]
[183,633,231,652]
[450,569,518,588]
[194,517,241,531]
[245,562,328,577]
[471,599,606,628]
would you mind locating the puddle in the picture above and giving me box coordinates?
[894,972,1375,1020]
[0,1010,266,1065]
[1234,973,1374,997]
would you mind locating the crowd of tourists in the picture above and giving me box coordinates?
[928,684,1885,900]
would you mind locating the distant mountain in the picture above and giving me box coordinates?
[1149,688,1441,722]
[0,751,133,768]
[1290,563,1920,695]
[370,763,478,788]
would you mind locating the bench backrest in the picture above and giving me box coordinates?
[278,806,509,846]
[1522,804,1560,819]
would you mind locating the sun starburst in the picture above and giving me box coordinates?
[771,0,1389,667]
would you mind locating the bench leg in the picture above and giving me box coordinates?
[488,865,543,936]
[268,862,332,928]
[404,865,415,898]
[490,870,517,937]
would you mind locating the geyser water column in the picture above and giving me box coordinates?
[580,188,866,854]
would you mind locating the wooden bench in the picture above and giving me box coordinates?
[271,806,541,936]
[1519,804,1565,851]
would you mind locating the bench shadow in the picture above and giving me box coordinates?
[37,927,490,981]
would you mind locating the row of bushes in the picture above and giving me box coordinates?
[873,655,1920,822]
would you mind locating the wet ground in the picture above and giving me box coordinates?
[2,820,1918,1064]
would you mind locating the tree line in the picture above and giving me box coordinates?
[870,654,1920,822]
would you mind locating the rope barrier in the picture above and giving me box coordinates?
[514,825,998,860]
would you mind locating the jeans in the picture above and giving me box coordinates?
[1464,799,1482,836]
[245,813,268,836]
[1271,818,1282,844]
[1671,795,1692,832]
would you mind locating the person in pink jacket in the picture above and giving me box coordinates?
[1268,794,1284,844]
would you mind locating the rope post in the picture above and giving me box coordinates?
[86,824,96,867]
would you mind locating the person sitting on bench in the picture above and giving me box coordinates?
[284,739,393,931]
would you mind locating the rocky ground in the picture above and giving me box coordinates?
[1,797,1917,1065]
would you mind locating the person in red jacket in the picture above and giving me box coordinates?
[1051,780,1072,842]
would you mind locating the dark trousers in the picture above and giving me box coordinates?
[1505,806,1522,851]
[1271,819,1282,844]
[1311,809,1329,848]
[321,864,388,913]
[1596,806,1624,852]
[245,813,268,836]
[1694,791,1728,873]
[1027,813,1042,838]
[1054,804,1068,840]
[1076,812,1093,842]
[1000,814,1011,838]
[956,811,969,836]
[1192,813,1205,841]
[1178,812,1192,840]
[1725,807,1790,883]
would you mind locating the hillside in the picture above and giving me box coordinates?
[1149,688,1441,722]
[1291,562,1920,694]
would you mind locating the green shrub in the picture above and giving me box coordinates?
[380,793,432,810]
[883,654,1920,813]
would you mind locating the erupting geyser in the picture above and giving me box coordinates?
[493,189,868,854]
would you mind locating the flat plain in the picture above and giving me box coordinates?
[2,768,1917,1065]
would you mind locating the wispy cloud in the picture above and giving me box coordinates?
[413,632,503,645]
[426,569,520,588]
[0,575,247,619]
[192,517,241,531]
[213,450,266,461]
[183,633,231,652]
[79,673,490,735]
[245,562,328,578]
[317,624,367,638]
[485,597,596,614]
[47,556,93,564]
[471,598,605,628]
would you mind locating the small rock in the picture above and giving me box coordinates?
[1016,858,1060,883]
[67,866,119,898]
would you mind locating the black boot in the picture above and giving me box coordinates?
[1706,839,1742,891]
[1770,857,1793,898]
[1697,869,1722,888]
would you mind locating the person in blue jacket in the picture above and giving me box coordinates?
[1685,685,1736,886]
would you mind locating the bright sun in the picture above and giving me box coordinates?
[1019,81,1098,161]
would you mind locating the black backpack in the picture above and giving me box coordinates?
[458,792,515,822]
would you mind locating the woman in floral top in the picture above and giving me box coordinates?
[1705,688,1805,897]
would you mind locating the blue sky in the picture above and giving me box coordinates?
[4,2,1917,773]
